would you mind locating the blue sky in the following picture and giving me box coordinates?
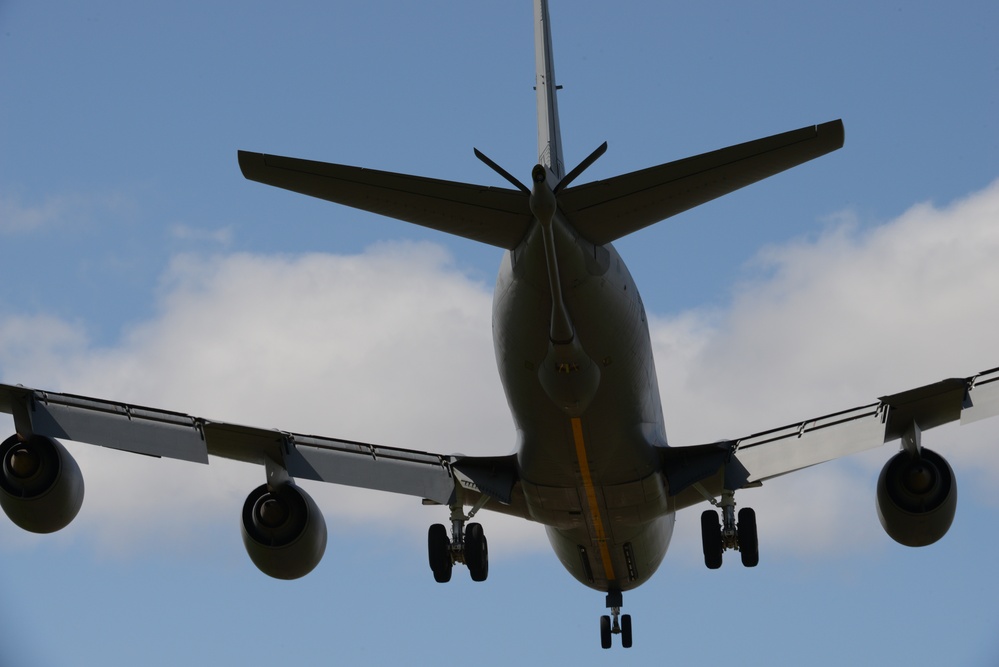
[1,1,998,665]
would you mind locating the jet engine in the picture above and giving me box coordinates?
[240,482,327,580]
[876,448,956,547]
[0,434,85,533]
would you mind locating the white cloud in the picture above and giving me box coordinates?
[0,194,69,233]
[0,240,531,558]
[0,192,135,234]
[1,179,998,565]
[0,314,89,369]
[659,178,999,443]
[656,177,999,557]
[168,223,234,245]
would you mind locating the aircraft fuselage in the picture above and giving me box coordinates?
[493,207,674,592]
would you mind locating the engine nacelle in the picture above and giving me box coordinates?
[876,448,957,547]
[240,482,327,580]
[0,434,85,533]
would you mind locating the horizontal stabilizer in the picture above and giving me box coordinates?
[558,120,845,245]
[238,151,532,249]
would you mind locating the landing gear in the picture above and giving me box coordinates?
[599,590,632,649]
[464,522,488,582]
[427,523,452,583]
[700,491,758,569]
[738,507,759,567]
[426,503,489,583]
[700,509,723,569]
[600,614,611,649]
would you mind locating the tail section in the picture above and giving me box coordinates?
[238,3,844,251]
[535,0,565,184]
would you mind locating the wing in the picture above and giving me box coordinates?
[558,120,845,246]
[0,383,521,511]
[238,151,532,250]
[667,366,999,510]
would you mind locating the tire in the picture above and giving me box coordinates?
[428,523,452,583]
[700,509,723,569]
[738,507,759,568]
[621,614,633,649]
[600,615,612,649]
[465,522,489,582]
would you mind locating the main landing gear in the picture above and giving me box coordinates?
[599,590,632,649]
[700,490,758,569]
[427,503,489,583]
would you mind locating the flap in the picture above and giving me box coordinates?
[0,383,459,505]
[962,368,999,424]
[285,434,456,505]
[710,366,999,485]
[3,386,210,464]
[734,403,887,483]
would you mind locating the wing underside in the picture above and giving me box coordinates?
[5,366,996,517]
[0,384,517,508]
[666,367,999,510]
[738,367,999,481]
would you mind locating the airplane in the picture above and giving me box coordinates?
[1,0,997,651]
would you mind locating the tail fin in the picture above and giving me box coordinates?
[535,0,564,184]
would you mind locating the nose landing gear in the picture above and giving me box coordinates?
[599,590,633,649]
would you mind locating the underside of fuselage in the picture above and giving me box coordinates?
[492,208,676,592]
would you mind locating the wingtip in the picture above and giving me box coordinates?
[237,150,265,180]
[818,119,845,149]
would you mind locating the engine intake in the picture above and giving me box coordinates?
[0,434,85,533]
[240,482,327,580]
[876,448,956,547]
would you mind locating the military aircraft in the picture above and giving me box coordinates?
[1,0,997,651]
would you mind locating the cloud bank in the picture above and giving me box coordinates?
[1,179,998,563]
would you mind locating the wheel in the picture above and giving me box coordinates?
[428,523,452,583]
[599,615,612,649]
[738,507,759,567]
[700,509,723,569]
[621,614,633,649]
[464,522,489,582]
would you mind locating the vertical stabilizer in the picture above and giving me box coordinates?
[535,0,565,183]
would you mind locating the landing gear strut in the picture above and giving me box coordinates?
[700,490,758,569]
[427,501,489,583]
[599,590,632,649]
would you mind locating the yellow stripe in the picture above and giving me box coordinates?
[570,417,616,582]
